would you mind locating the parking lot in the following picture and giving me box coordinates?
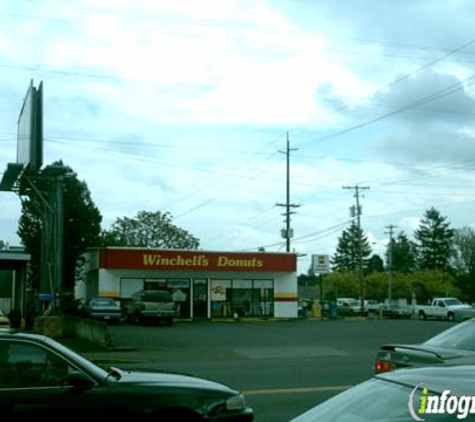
[71,317,456,422]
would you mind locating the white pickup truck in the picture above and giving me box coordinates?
[414,297,471,321]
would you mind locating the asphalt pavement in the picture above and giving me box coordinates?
[59,317,456,422]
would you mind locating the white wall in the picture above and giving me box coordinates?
[274,302,298,318]
[273,273,298,318]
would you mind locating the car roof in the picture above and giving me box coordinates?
[0,328,57,345]
[0,328,40,338]
[435,297,460,301]
[376,365,475,395]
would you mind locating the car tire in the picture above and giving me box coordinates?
[447,312,454,321]
[419,311,426,320]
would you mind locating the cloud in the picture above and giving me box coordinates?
[369,70,475,126]
[373,127,475,165]
[3,0,475,279]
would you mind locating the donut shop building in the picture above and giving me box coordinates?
[80,247,298,319]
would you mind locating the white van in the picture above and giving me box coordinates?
[337,298,361,314]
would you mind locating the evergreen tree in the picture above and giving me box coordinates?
[367,254,384,274]
[332,222,372,272]
[415,208,454,272]
[451,227,475,299]
[386,232,417,273]
[18,161,102,294]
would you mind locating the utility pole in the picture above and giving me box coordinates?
[385,224,397,304]
[276,132,299,252]
[343,184,370,313]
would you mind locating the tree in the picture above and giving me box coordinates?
[101,210,199,249]
[18,161,102,294]
[409,270,459,302]
[386,232,417,273]
[298,272,318,287]
[332,222,372,272]
[415,208,454,272]
[367,254,384,274]
[451,227,475,299]
[324,271,359,298]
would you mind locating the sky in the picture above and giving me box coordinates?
[1,0,475,274]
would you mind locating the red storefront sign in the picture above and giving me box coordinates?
[99,248,296,272]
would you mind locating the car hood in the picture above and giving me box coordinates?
[450,304,472,310]
[377,365,475,396]
[113,369,237,394]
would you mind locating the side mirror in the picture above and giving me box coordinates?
[68,370,95,390]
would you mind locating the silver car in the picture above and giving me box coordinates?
[85,298,122,323]
[291,365,475,421]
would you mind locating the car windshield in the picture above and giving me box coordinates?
[91,299,117,307]
[290,378,425,422]
[424,320,475,351]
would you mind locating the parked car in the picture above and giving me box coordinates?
[0,329,253,420]
[0,311,9,328]
[336,298,361,315]
[290,364,475,421]
[364,299,380,313]
[414,297,471,320]
[85,298,122,323]
[379,302,412,319]
[374,318,475,374]
[123,289,175,325]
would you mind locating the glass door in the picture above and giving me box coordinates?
[192,279,208,319]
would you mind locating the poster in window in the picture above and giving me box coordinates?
[211,280,227,301]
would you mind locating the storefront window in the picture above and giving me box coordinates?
[144,279,167,290]
[211,279,274,318]
[253,280,274,317]
[211,279,231,318]
[168,279,190,318]
[131,278,191,318]
[231,279,253,317]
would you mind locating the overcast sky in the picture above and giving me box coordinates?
[1,0,475,274]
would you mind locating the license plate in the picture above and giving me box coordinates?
[104,316,110,319]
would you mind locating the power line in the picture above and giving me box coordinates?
[15,0,475,59]
[297,73,475,150]
[291,34,475,149]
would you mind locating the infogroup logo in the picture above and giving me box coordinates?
[408,383,475,420]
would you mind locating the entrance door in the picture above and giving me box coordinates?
[193,279,208,319]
